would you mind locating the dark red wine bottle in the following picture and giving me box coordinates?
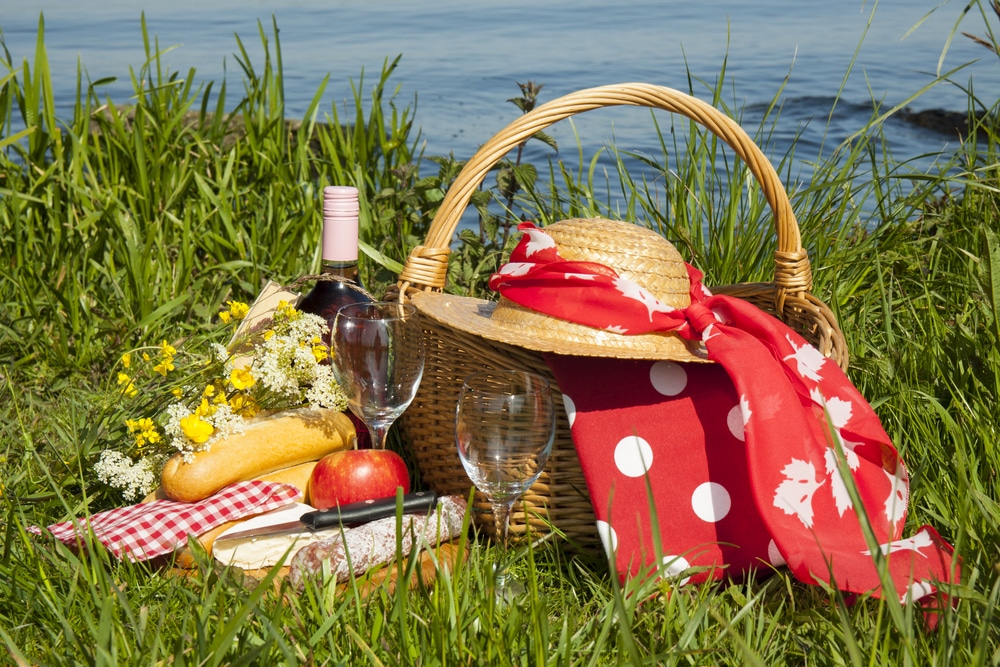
[298,185,372,447]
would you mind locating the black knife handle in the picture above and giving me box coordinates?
[300,491,439,530]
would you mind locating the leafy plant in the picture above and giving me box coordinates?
[446,81,559,298]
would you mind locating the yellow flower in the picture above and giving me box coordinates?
[179,414,214,444]
[126,417,161,448]
[263,330,275,341]
[220,300,250,324]
[116,372,138,398]
[121,352,132,369]
[171,387,183,398]
[311,337,329,363]
[275,300,300,322]
[230,393,259,419]
[202,383,229,404]
[229,367,256,391]
[195,397,216,418]
[142,352,151,362]
[228,301,249,321]
[159,340,177,357]
[153,357,175,377]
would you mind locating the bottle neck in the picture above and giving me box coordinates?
[321,206,360,264]
[319,259,360,281]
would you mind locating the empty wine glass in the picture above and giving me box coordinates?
[332,301,425,450]
[455,370,555,598]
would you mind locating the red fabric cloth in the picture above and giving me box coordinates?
[492,222,958,604]
[31,480,301,561]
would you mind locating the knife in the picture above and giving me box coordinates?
[213,490,439,545]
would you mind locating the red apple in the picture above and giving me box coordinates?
[308,449,410,510]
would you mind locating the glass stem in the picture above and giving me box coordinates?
[494,500,514,544]
[367,422,390,450]
[493,499,515,557]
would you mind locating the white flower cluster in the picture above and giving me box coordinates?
[254,312,348,411]
[303,365,345,409]
[94,450,161,502]
[211,342,230,363]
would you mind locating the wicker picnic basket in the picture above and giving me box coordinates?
[393,83,847,552]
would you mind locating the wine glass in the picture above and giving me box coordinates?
[332,301,425,450]
[455,370,556,598]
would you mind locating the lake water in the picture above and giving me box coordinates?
[3,0,998,184]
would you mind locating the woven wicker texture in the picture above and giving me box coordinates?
[394,83,847,550]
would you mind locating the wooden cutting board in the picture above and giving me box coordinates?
[167,540,466,596]
[242,540,465,593]
[146,482,466,594]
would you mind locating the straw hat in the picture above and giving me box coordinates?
[409,217,709,363]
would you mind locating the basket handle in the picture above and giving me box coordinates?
[397,82,810,308]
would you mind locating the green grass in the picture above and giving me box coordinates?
[2,8,1000,666]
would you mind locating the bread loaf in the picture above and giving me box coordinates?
[160,408,353,503]
[145,460,318,505]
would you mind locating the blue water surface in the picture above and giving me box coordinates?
[2,0,997,183]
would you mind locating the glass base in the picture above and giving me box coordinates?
[493,568,525,604]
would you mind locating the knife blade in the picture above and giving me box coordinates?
[212,490,439,545]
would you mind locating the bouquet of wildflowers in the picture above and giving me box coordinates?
[96,299,348,502]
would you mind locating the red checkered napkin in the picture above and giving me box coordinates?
[31,480,301,561]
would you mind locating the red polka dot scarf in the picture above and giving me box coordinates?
[491,222,957,607]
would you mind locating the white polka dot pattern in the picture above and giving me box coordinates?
[767,539,785,567]
[691,482,732,523]
[596,520,617,560]
[546,355,771,587]
[614,436,653,478]
[562,393,577,428]
[726,403,745,441]
[649,361,687,396]
[662,555,691,585]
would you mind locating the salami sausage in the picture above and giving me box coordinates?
[288,495,467,588]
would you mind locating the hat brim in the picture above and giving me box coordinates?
[411,291,710,363]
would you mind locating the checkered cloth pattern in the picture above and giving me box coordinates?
[31,480,301,561]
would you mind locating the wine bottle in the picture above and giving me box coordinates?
[298,185,372,332]
[298,185,373,448]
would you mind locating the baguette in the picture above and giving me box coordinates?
[143,460,319,504]
[160,408,354,503]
